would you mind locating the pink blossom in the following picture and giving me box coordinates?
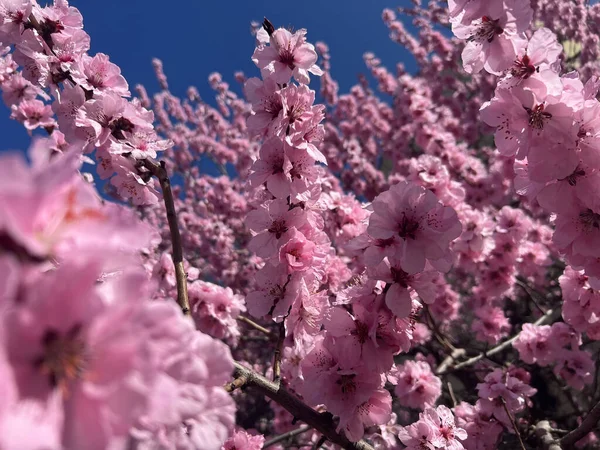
[252,27,323,84]
[222,429,265,450]
[498,27,562,97]
[513,323,559,366]
[10,98,55,130]
[367,181,462,275]
[553,349,594,390]
[451,0,532,74]
[278,228,317,273]
[388,360,442,409]
[246,199,307,258]
[188,280,245,345]
[471,305,510,345]
[248,137,292,198]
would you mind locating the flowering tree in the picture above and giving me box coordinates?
[3,0,600,449]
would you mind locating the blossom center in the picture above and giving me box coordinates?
[471,16,504,43]
[525,103,552,130]
[34,324,87,392]
[268,219,288,239]
[391,267,411,288]
[511,55,536,79]
[336,374,357,395]
[352,320,370,344]
[580,209,600,230]
[278,48,296,69]
[397,214,420,240]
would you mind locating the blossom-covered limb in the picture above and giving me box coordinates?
[232,361,375,450]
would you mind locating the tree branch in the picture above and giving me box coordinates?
[233,361,375,450]
[141,159,190,316]
[438,308,556,374]
[263,425,312,448]
[561,400,600,448]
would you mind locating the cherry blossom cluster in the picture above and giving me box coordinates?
[0,147,235,449]
[0,0,170,204]
[3,0,600,449]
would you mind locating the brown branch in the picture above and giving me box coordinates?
[561,400,600,448]
[237,315,272,336]
[262,425,312,448]
[224,374,249,393]
[232,361,375,450]
[273,322,285,382]
[439,308,556,374]
[141,159,190,316]
[501,398,526,450]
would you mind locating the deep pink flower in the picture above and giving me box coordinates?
[248,137,292,198]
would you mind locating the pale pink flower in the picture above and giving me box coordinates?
[252,27,323,84]
[339,389,392,442]
[513,324,558,366]
[278,228,316,273]
[425,405,468,450]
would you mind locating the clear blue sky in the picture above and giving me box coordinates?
[1,0,416,152]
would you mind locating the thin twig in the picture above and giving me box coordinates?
[237,315,272,336]
[262,425,311,448]
[501,398,526,450]
[442,308,555,374]
[273,322,285,383]
[561,400,600,448]
[436,348,466,375]
[515,277,547,314]
[141,159,190,316]
[224,374,249,393]
[447,381,458,407]
[233,361,375,450]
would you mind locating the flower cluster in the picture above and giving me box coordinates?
[0,0,170,204]
[0,149,235,449]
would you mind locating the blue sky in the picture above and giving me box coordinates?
[1,0,415,153]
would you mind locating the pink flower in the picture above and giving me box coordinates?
[245,265,300,320]
[388,360,442,409]
[425,405,468,450]
[477,369,536,424]
[75,52,129,96]
[367,181,462,275]
[252,27,323,84]
[222,429,265,450]
[369,258,438,317]
[553,349,594,390]
[513,323,559,366]
[10,98,55,130]
[278,228,317,273]
[451,0,532,74]
[188,280,245,345]
[480,86,578,162]
[339,389,392,442]
[248,137,292,198]
[471,306,510,345]
[247,199,307,259]
[498,27,562,97]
